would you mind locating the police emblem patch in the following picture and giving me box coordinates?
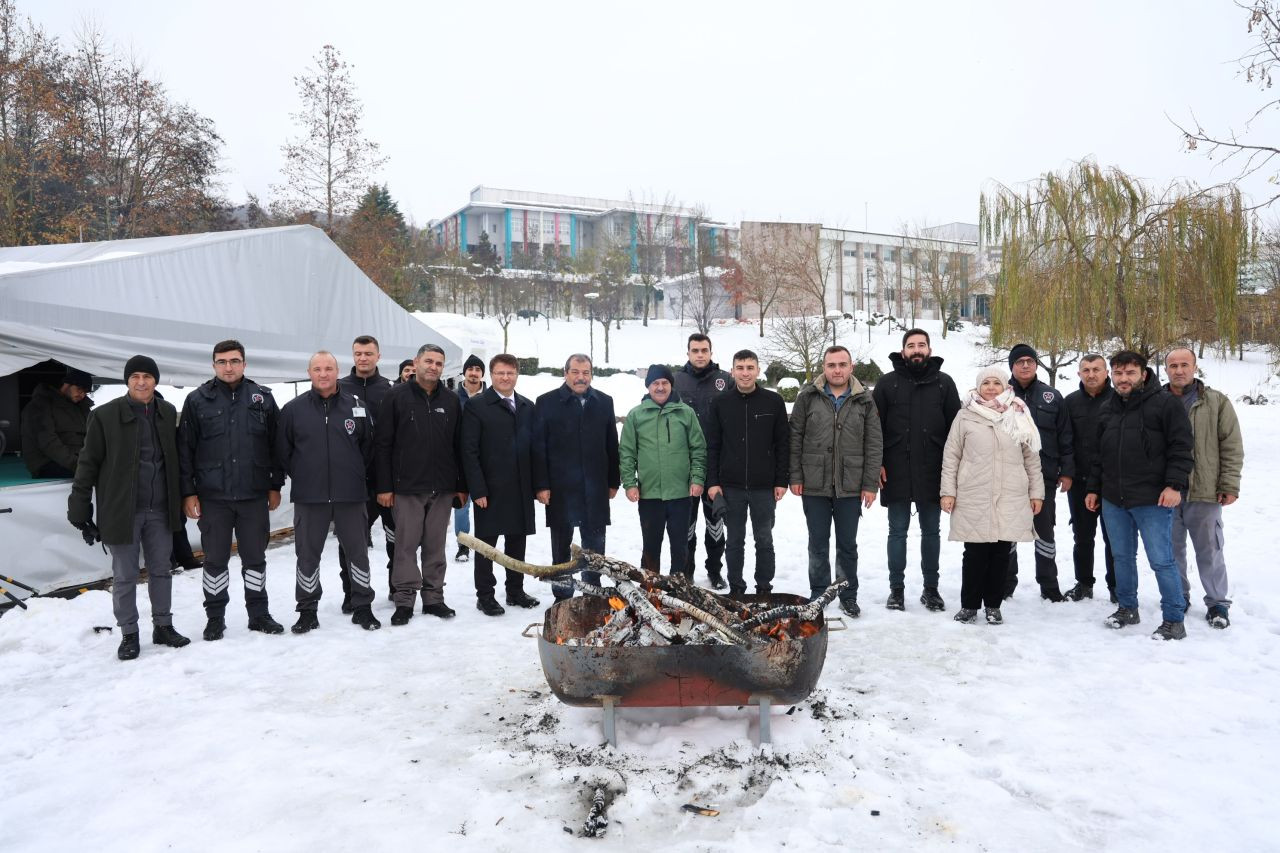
[344,418,356,435]
[715,378,726,391]
[1042,391,1054,403]
[251,393,264,404]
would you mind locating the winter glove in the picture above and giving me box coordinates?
[72,519,101,547]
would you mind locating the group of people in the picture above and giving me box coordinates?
[43,326,1242,660]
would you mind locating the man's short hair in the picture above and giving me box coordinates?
[564,353,592,371]
[824,345,852,361]
[902,328,930,347]
[353,335,379,350]
[490,353,519,373]
[1110,350,1147,370]
[309,350,338,369]
[416,343,445,358]
[687,333,711,348]
[732,349,758,365]
[1080,353,1106,365]
[1165,346,1197,364]
[212,339,245,361]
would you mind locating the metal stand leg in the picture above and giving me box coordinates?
[598,695,619,748]
[749,695,772,746]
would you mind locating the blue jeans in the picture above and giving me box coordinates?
[453,499,470,536]
[802,495,861,601]
[886,501,941,589]
[1100,499,1186,623]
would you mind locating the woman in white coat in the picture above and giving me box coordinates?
[940,366,1044,624]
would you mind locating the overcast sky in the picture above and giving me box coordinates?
[31,0,1278,230]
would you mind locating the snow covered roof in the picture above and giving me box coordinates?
[0,226,461,384]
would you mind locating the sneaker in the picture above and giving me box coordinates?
[839,599,861,618]
[1063,583,1094,602]
[117,632,140,661]
[291,611,320,634]
[1152,620,1187,641]
[455,545,470,563]
[920,587,945,612]
[352,605,381,630]
[1040,584,1065,603]
[707,571,728,591]
[390,606,414,626]
[885,589,905,611]
[505,590,541,609]
[477,597,505,617]
[247,614,284,635]
[203,617,226,642]
[953,608,977,623]
[1206,605,1230,629]
[422,602,456,619]
[984,607,1003,625]
[1105,607,1140,629]
[152,625,191,648]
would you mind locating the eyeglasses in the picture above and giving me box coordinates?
[1013,358,1037,367]
[214,358,244,367]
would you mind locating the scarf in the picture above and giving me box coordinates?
[965,388,1041,452]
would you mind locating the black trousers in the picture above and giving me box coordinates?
[473,532,527,600]
[1067,484,1116,591]
[294,502,373,612]
[338,495,395,603]
[642,497,691,576]
[723,487,777,594]
[963,541,1011,610]
[1006,477,1058,595]
[199,497,271,618]
[686,493,725,578]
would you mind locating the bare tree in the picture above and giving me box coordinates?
[764,314,830,383]
[628,191,686,326]
[273,44,386,229]
[682,207,734,334]
[901,225,971,338]
[734,221,801,337]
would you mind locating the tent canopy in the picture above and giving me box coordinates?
[0,225,459,385]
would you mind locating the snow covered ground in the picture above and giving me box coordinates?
[3,317,1277,851]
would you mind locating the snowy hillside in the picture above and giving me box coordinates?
[2,316,1276,851]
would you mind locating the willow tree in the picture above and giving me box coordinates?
[981,160,1249,362]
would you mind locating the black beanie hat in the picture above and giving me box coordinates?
[123,354,159,383]
[398,358,413,373]
[1007,344,1038,368]
[645,364,675,387]
[463,354,485,374]
[63,367,94,390]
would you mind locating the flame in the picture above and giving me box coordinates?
[555,636,565,645]
[797,622,820,638]
[608,597,626,611]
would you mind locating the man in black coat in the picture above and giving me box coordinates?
[705,349,789,598]
[337,334,396,610]
[871,329,961,612]
[1085,351,1194,640]
[1062,354,1115,602]
[375,344,467,625]
[22,366,94,478]
[178,340,285,641]
[276,352,381,633]
[533,353,620,600]
[68,355,190,660]
[452,354,487,563]
[460,354,539,615]
[1006,343,1075,602]
[672,333,731,589]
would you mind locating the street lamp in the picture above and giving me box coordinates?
[824,310,843,348]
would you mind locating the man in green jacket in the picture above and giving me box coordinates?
[789,345,884,617]
[619,364,707,577]
[68,355,190,660]
[1164,348,1243,628]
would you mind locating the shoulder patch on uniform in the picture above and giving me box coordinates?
[344,418,355,435]
[1043,391,1055,404]
[715,378,726,391]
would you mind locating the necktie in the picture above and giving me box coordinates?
[506,397,516,414]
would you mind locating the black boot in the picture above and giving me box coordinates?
[423,601,456,619]
[477,597,505,616]
[203,617,226,642]
[291,611,320,634]
[152,625,191,648]
[1063,583,1093,602]
[506,590,541,609]
[1040,584,1066,603]
[352,605,381,630]
[390,606,413,626]
[920,587,945,612]
[248,614,284,634]
[117,632,140,661]
[706,571,728,591]
[886,588,905,611]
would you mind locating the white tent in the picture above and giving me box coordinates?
[0,224,460,383]
[0,225,458,602]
